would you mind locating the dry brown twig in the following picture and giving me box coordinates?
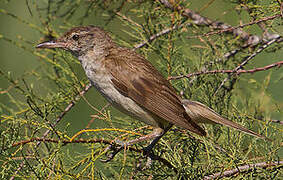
[204,161,283,179]
[270,119,283,125]
[189,14,281,42]
[158,0,281,46]
[12,137,109,147]
[11,137,177,172]
[10,83,92,180]
[168,61,283,80]
[213,36,281,95]
[38,83,92,145]
[134,23,187,49]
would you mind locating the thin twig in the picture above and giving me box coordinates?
[12,137,110,147]
[86,102,110,128]
[116,12,143,29]
[168,61,283,80]
[213,36,281,96]
[134,23,186,49]
[188,14,281,42]
[10,83,92,180]
[204,161,283,179]
[270,119,283,125]
[11,137,177,172]
[38,83,92,144]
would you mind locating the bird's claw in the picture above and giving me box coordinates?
[100,140,126,163]
[100,140,156,163]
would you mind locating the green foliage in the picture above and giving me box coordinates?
[0,0,282,179]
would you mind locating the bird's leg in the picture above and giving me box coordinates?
[143,126,171,155]
[101,126,171,162]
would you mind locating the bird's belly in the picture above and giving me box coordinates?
[97,80,160,127]
[84,65,160,127]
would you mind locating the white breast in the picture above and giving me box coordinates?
[79,56,159,127]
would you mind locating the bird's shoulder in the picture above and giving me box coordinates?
[104,47,169,86]
[105,47,154,70]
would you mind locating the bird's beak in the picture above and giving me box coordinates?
[36,41,66,49]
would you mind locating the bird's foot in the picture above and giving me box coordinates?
[100,140,156,163]
[100,140,127,163]
[134,147,155,170]
[142,142,156,158]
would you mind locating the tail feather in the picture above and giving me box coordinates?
[182,99,271,141]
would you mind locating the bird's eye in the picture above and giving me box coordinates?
[72,34,79,41]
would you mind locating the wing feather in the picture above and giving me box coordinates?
[104,48,206,136]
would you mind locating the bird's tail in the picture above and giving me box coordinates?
[182,99,271,141]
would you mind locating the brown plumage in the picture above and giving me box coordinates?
[104,47,206,136]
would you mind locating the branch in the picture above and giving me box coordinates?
[10,83,92,180]
[133,23,186,49]
[116,12,143,29]
[270,119,283,125]
[158,0,281,46]
[168,61,283,80]
[12,137,110,147]
[11,137,177,172]
[213,36,281,95]
[189,14,281,43]
[38,83,92,145]
[204,161,283,179]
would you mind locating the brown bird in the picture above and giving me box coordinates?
[36,26,268,160]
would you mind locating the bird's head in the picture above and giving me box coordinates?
[36,26,113,57]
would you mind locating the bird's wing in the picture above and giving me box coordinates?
[104,48,206,136]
